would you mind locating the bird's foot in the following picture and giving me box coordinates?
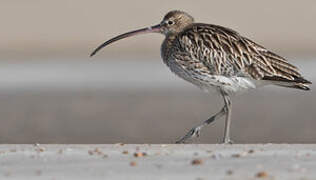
[175,126,202,144]
[221,138,234,145]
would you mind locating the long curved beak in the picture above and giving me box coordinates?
[90,24,161,57]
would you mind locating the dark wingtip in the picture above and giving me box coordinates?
[295,77,312,84]
[263,76,312,84]
[293,84,311,91]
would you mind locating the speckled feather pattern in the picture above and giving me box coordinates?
[161,22,311,94]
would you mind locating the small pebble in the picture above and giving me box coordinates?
[130,161,137,166]
[232,152,247,158]
[211,153,222,160]
[88,150,94,155]
[231,154,241,158]
[226,169,234,175]
[94,148,103,155]
[134,152,147,157]
[122,150,129,154]
[256,171,268,178]
[191,159,203,165]
[248,149,255,154]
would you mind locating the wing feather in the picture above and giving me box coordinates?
[177,23,311,90]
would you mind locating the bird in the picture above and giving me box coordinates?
[90,10,312,144]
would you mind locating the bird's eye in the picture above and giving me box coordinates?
[167,20,174,25]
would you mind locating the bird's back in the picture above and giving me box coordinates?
[162,23,311,93]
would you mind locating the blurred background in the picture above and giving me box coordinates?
[0,0,315,144]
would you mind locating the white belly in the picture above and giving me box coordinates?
[166,59,267,95]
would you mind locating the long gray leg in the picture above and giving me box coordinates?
[175,106,226,144]
[221,90,233,144]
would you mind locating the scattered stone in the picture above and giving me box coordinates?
[256,171,268,178]
[34,145,45,153]
[191,159,203,165]
[88,150,94,156]
[88,148,106,157]
[231,154,241,158]
[226,169,234,175]
[122,150,129,154]
[94,148,103,155]
[248,149,255,154]
[232,152,248,158]
[134,152,147,157]
[211,153,222,160]
[130,161,137,166]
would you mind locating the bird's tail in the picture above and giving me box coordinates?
[263,75,312,91]
[275,83,311,91]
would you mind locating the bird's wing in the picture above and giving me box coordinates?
[177,23,311,87]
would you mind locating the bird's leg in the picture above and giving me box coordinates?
[175,107,226,144]
[221,91,233,144]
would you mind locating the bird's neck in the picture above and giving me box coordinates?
[161,34,177,62]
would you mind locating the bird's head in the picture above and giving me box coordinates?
[90,10,194,57]
[159,10,194,35]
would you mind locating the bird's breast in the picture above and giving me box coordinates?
[160,37,213,91]
[160,35,175,64]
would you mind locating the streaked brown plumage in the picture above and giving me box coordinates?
[90,10,311,144]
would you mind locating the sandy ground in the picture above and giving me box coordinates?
[0,144,316,180]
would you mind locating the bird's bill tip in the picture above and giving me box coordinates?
[90,52,96,57]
